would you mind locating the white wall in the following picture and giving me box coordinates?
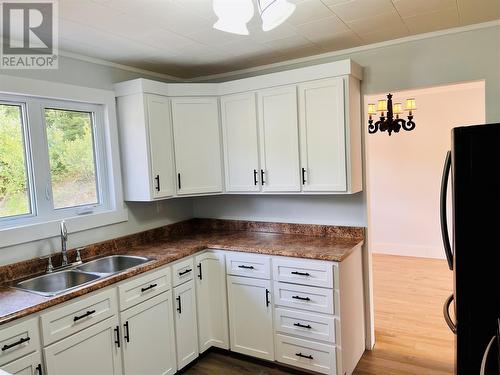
[365,81,485,259]
[0,56,193,266]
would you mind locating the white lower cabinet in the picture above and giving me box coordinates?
[195,251,229,353]
[275,334,336,375]
[44,316,122,375]
[173,279,199,370]
[120,293,176,375]
[0,351,43,375]
[226,275,274,361]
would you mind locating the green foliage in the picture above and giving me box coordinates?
[0,106,97,217]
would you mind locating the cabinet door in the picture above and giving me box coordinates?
[173,280,199,370]
[298,78,347,192]
[44,317,122,375]
[221,93,260,192]
[195,251,229,353]
[1,351,42,375]
[227,276,274,361]
[121,293,176,375]
[146,94,175,199]
[257,86,300,192]
[171,97,223,195]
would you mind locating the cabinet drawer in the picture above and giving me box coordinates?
[40,289,116,346]
[275,308,336,343]
[118,266,171,311]
[275,334,336,375]
[0,317,39,366]
[273,257,335,289]
[226,253,271,279]
[172,257,194,287]
[274,283,334,315]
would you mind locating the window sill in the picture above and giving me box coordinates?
[0,208,128,249]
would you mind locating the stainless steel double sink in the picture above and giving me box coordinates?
[13,255,153,297]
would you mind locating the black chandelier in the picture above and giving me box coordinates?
[368,93,416,136]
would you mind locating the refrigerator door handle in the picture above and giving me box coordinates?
[440,151,453,270]
[443,293,457,334]
[480,335,497,375]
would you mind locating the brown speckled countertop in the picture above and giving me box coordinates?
[0,219,364,326]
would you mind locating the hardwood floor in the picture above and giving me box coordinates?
[183,254,455,375]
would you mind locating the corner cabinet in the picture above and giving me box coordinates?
[116,93,175,201]
[171,97,223,196]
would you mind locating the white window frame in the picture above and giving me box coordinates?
[0,74,128,248]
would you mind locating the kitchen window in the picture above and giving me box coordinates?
[0,85,126,247]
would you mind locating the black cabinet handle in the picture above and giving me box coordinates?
[301,168,306,185]
[36,363,42,375]
[238,265,254,269]
[292,295,311,301]
[114,325,120,348]
[124,321,130,343]
[260,169,265,184]
[141,283,157,293]
[295,352,313,360]
[73,310,96,322]
[176,296,182,314]
[1,336,30,351]
[253,169,258,185]
[294,322,312,329]
[265,288,270,307]
[178,268,192,276]
[291,271,310,276]
[197,263,202,280]
[177,173,181,190]
[155,174,160,192]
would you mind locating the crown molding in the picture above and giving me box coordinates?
[56,19,499,83]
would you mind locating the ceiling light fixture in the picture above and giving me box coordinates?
[213,0,255,35]
[212,0,296,35]
[258,0,296,32]
[367,93,416,136]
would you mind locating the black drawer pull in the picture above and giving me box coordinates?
[294,322,312,329]
[296,352,313,360]
[155,174,160,192]
[253,169,258,185]
[238,265,254,269]
[291,271,310,276]
[124,321,130,343]
[178,268,192,276]
[73,310,96,322]
[260,169,265,184]
[292,295,311,301]
[141,283,157,292]
[176,296,182,314]
[301,167,306,185]
[36,363,42,375]
[114,325,120,348]
[265,288,270,307]
[1,336,30,351]
[197,263,202,280]
[177,173,181,190]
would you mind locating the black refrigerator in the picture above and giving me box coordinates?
[440,123,500,374]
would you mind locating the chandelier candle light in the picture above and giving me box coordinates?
[368,94,417,136]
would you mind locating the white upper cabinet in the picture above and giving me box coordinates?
[298,78,347,192]
[171,97,223,195]
[221,93,260,192]
[116,93,175,201]
[257,86,301,192]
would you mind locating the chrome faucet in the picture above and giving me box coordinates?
[60,220,69,266]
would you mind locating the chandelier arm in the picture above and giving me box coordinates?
[368,119,379,134]
[403,116,416,131]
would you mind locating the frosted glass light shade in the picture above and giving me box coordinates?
[377,100,387,112]
[392,103,403,114]
[260,0,296,31]
[367,103,377,115]
[406,98,417,110]
[213,0,255,35]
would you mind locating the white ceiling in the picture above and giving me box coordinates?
[57,0,500,79]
